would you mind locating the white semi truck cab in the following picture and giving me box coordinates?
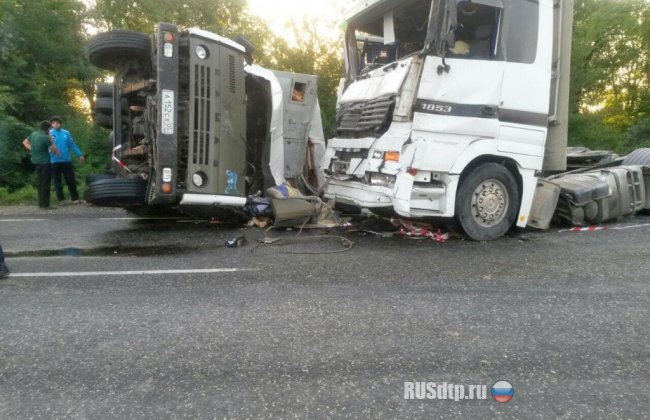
[322,0,574,240]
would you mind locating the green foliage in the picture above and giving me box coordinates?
[92,0,247,33]
[570,0,649,147]
[0,0,98,122]
[626,118,650,149]
[568,113,628,153]
[0,115,35,190]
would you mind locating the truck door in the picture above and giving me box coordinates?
[497,0,551,160]
[271,71,320,181]
[414,0,506,140]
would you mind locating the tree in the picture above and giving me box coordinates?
[0,0,97,122]
[570,0,649,151]
[91,0,247,33]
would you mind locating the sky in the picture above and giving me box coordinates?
[246,0,347,43]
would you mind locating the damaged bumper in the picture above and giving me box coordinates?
[325,174,456,218]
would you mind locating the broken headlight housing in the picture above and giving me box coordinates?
[367,172,396,187]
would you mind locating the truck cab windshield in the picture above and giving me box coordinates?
[348,0,434,75]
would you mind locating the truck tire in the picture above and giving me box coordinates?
[455,163,520,241]
[86,178,147,207]
[96,83,114,98]
[93,113,112,128]
[94,97,114,114]
[623,148,650,166]
[94,97,130,116]
[85,173,116,186]
[86,30,152,72]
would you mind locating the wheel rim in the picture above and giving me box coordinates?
[471,179,509,228]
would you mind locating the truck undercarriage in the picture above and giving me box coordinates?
[86,23,325,218]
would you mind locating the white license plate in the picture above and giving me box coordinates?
[161,90,175,135]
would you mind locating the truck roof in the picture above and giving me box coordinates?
[344,0,396,23]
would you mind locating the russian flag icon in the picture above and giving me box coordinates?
[492,381,514,403]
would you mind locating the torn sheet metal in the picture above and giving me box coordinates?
[244,65,287,186]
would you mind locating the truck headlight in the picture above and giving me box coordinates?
[162,167,173,182]
[192,172,207,188]
[368,173,397,187]
[196,45,208,60]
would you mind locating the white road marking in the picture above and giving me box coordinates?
[0,219,46,222]
[0,217,188,222]
[10,268,258,278]
[608,223,650,230]
[98,217,189,221]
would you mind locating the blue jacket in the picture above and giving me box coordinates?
[49,128,83,163]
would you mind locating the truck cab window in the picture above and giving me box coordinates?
[352,0,433,74]
[449,1,503,60]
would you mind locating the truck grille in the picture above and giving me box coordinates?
[337,96,395,136]
[192,64,211,165]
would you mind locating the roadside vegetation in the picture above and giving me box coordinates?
[0,0,648,205]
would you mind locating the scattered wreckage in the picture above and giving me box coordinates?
[529,149,650,229]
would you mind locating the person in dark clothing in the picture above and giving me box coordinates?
[49,116,85,204]
[0,245,9,278]
[22,121,59,209]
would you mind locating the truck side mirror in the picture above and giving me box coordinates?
[233,35,256,65]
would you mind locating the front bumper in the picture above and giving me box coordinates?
[325,174,456,218]
[325,179,393,208]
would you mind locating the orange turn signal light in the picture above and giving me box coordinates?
[384,151,400,162]
[162,183,172,194]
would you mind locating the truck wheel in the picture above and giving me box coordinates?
[94,97,129,116]
[85,173,116,186]
[623,148,650,166]
[455,163,519,241]
[86,178,147,207]
[93,113,112,128]
[96,83,114,98]
[86,30,151,72]
[94,97,114,114]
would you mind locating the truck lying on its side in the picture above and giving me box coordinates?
[85,23,326,217]
[322,0,576,240]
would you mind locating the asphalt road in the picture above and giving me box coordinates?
[0,205,648,418]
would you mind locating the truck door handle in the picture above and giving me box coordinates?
[481,106,498,118]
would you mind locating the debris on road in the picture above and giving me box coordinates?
[226,236,248,248]
[391,219,450,243]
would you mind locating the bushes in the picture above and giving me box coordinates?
[0,116,35,191]
[626,118,650,149]
[568,113,628,153]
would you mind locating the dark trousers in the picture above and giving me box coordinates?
[35,163,51,208]
[0,245,5,263]
[52,162,79,201]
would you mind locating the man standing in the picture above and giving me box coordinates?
[49,116,85,204]
[22,121,59,209]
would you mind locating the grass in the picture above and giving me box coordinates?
[0,185,38,205]
[0,180,90,206]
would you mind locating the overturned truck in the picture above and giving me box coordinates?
[86,23,325,217]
